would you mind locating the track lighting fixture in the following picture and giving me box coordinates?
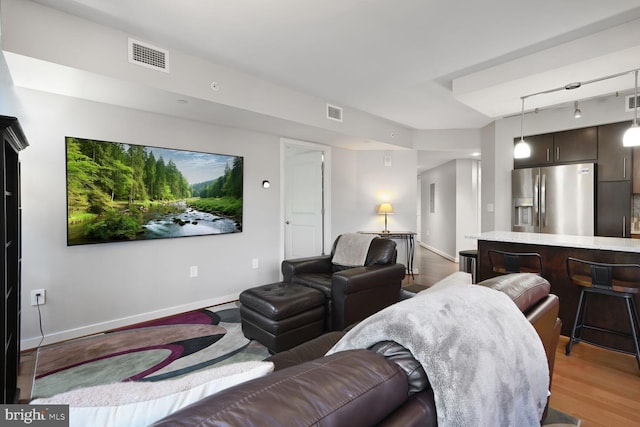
[513,68,640,156]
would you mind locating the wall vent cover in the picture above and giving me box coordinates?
[326,104,343,122]
[128,38,169,73]
[625,94,640,112]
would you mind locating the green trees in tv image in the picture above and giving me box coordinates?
[66,137,243,245]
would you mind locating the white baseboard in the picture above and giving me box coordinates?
[418,242,457,263]
[21,292,240,350]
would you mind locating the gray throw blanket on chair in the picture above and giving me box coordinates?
[326,272,549,427]
[331,233,377,267]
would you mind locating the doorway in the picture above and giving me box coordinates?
[282,139,330,259]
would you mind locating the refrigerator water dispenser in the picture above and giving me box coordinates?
[514,197,534,227]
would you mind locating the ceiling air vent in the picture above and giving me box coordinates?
[326,104,343,122]
[128,38,169,73]
[625,94,640,112]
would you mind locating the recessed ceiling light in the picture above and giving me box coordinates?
[471,152,480,157]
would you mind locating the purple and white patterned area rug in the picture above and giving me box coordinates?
[31,302,270,399]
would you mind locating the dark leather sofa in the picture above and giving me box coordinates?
[281,235,406,330]
[153,274,561,426]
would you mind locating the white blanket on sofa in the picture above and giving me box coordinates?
[326,272,549,427]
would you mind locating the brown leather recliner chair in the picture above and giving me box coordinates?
[282,235,406,331]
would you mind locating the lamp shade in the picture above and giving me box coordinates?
[623,124,640,147]
[377,203,394,214]
[513,139,531,159]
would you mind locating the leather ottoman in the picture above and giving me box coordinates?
[239,282,325,353]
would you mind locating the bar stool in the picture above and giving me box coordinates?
[488,249,544,276]
[459,249,478,283]
[565,257,640,371]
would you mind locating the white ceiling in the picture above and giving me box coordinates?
[17,0,640,170]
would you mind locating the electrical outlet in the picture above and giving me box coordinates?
[252,258,259,269]
[190,266,198,278]
[31,289,46,306]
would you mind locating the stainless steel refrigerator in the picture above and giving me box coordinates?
[512,163,595,235]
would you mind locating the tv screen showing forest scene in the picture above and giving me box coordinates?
[66,137,243,246]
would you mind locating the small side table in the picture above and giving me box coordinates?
[359,231,417,279]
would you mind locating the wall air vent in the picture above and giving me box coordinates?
[326,104,343,122]
[128,38,169,73]
[625,94,640,112]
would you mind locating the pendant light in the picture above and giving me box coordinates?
[514,98,531,159]
[623,70,640,147]
[573,101,582,119]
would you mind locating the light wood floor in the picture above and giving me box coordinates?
[402,245,460,288]
[17,245,640,426]
[17,349,36,403]
[551,335,640,426]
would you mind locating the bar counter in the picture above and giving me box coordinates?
[475,231,640,352]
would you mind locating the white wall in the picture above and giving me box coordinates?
[5,85,283,349]
[420,159,480,260]
[480,122,497,232]
[330,149,418,268]
[456,159,480,253]
[330,147,359,237]
[419,162,456,258]
[355,150,417,234]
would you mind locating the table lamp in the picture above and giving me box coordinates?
[377,203,393,233]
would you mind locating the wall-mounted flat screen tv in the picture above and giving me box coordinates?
[66,136,243,246]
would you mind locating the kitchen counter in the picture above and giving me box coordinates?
[474,231,640,352]
[474,231,640,253]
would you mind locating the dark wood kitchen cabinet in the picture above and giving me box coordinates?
[553,126,598,163]
[514,127,597,169]
[598,121,632,182]
[596,180,632,237]
[1,116,28,404]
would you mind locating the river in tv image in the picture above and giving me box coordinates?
[142,206,240,238]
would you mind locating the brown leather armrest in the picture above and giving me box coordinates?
[332,264,406,294]
[525,294,560,365]
[281,255,332,282]
[525,293,561,420]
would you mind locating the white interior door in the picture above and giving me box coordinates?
[284,144,325,258]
